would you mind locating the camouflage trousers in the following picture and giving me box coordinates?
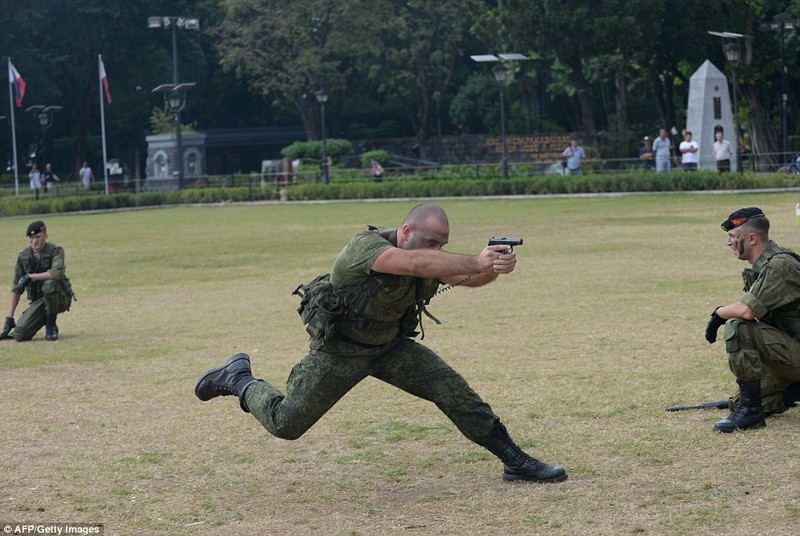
[13,280,71,341]
[725,318,800,414]
[243,337,500,443]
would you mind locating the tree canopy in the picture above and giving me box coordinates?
[2,0,800,175]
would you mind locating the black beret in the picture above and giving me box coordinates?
[26,220,45,237]
[721,207,765,231]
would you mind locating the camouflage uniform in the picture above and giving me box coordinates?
[725,241,800,414]
[12,242,73,341]
[243,227,501,443]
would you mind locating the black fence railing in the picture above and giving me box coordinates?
[2,151,799,198]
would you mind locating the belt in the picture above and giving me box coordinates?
[332,333,384,348]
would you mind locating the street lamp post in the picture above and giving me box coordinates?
[315,90,330,185]
[470,53,527,180]
[723,40,743,174]
[152,83,195,188]
[709,31,744,174]
[25,105,61,174]
[148,16,199,189]
[766,20,795,165]
[492,65,509,180]
[432,91,442,138]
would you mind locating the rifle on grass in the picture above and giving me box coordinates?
[665,399,729,412]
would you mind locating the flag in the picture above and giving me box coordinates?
[8,60,26,108]
[99,56,112,104]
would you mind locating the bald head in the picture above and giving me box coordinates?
[398,204,449,250]
[402,203,448,228]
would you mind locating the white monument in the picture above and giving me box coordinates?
[686,60,737,171]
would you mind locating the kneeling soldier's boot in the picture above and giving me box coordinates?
[714,380,766,433]
[0,317,15,340]
[783,382,800,409]
[195,353,258,412]
[45,314,59,341]
[481,422,568,483]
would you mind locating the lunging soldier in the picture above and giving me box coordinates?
[196,203,567,483]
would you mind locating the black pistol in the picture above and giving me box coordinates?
[488,236,523,253]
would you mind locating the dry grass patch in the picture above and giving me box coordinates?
[2,196,800,535]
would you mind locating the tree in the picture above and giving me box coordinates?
[0,0,214,178]
[216,0,359,141]
[478,0,601,143]
[362,0,484,149]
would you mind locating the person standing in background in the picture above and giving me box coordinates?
[713,131,734,173]
[679,131,699,171]
[653,128,672,173]
[561,138,586,175]
[43,163,60,192]
[28,164,41,200]
[79,161,94,190]
[639,137,655,170]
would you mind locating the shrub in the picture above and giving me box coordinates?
[281,139,353,162]
[360,150,390,168]
[2,170,800,218]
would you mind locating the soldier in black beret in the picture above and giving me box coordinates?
[705,207,800,431]
[0,220,74,342]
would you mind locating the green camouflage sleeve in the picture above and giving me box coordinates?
[47,245,66,281]
[741,257,800,319]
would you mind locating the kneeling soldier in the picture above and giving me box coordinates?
[1,220,74,342]
[705,208,800,431]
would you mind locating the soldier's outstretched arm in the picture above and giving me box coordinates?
[372,245,505,280]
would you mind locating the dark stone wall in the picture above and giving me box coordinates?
[356,134,573,166]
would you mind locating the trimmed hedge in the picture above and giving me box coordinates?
[283,170,800,200]
[1,171,799,218]
[0,186,280,217]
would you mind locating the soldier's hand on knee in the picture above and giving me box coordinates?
[14,274,32,293]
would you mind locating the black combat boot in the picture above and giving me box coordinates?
[194,353,258,412]
[783,382,800,409]
[0,317,15,340]
[45,314,59,341]
[481,422,568,483]
[714,380,766,433]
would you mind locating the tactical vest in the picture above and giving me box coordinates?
[17,243,75,306]
[294,227,439,348]
[741,243,800,338]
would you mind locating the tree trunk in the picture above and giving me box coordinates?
[741,85,778,172]
[295,97,318,140]
[615,69,629,156]
[569,54,596,144]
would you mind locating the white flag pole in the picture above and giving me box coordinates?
[99,54,109,195]
[7,58,20,196]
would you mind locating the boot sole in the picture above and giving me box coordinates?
[713,421,766,433]
[194,353,251,401]
[503,472,569,484]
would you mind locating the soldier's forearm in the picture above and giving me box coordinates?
[7,292,20,318]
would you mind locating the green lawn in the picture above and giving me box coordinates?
[1,194,799,535]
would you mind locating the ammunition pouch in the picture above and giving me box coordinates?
[293,274,344,348]
[59,278,76,312]
[293,273,426,348]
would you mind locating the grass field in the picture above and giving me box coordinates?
[2,194,800,535]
